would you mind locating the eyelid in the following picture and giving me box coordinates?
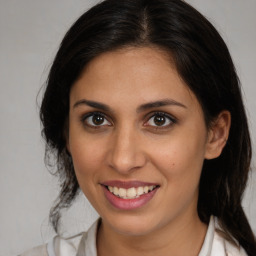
[144,111,177,127]
[80,111,176,129]
[81,111,112,127]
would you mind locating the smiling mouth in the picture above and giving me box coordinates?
[105,185,159,199]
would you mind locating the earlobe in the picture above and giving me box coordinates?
[204,111,231,160]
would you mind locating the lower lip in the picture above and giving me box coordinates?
[102,186,159,210]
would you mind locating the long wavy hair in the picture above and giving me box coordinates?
[40,0,256,254]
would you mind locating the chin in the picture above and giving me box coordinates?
[104,213,161,237]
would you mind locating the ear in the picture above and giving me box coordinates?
[204,111,231,160]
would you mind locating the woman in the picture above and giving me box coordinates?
[21,0,256,255]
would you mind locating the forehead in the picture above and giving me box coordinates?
[70,47,200,111]
[82,46,177,85]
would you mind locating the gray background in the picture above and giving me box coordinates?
[0,1,255,255]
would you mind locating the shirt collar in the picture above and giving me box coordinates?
[77,219,100,256]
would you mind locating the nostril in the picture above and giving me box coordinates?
[108,149,147,174]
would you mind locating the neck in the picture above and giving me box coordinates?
[97,212,207,256]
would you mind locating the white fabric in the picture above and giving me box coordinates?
[198,215,215,256]
[20,217,248,256]
[46,237,55,256]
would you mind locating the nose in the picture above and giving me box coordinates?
[107,126,146,174]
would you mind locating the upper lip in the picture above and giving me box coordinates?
[100,180,159,189]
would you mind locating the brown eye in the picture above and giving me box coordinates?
[154,115,166,126]
[92,114,105,125]
[146,112,175,128]
[83,112,111,127]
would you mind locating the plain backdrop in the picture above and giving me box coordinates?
[0,0,255,255]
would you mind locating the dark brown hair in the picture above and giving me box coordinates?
[40,0,256,254]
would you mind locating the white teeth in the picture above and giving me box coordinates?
[119,188,127,197]
[127,187,136,199]
[113,187,119,196]
[107,185,157,199]
[137,186,144,196]
[144,186,149,194]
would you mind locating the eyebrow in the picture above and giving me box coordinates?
[73,99,111,112]
[73,98,187,112]
[137,99,187,112]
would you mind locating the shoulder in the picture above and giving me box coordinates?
[19,233,84,256]
[18,219,99,256]
[212,217,248,256]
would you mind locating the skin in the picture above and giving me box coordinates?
[67,47,230,256]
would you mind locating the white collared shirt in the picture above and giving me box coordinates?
[20,216,247,256]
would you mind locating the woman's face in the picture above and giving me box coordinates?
[68,47,212,236]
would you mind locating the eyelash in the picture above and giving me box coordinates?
[144,112,177,129]
[81,112,111,129]
[80,111,177,130]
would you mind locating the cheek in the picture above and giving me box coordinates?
[70,140,106,208]
[151,131,206,186]
[69,137,105,185]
